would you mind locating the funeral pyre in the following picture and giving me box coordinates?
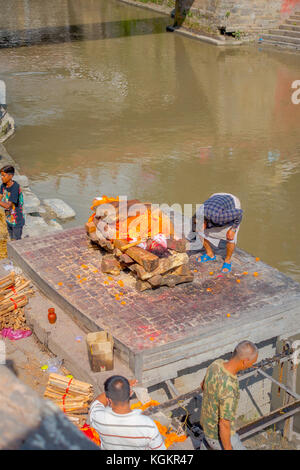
[85,196,193,291]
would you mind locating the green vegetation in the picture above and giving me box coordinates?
[232,30,242,40]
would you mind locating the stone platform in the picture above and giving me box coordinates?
[7,227,300,386]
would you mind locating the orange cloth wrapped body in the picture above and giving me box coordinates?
[89,196,174,241]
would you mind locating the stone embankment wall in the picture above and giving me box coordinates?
[123,0,300,37]
[0,106,15,143]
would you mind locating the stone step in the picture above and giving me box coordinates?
[270,28,300,38]
[259,38,300,50]
[286,19,300,26]
[290,14,300,20]
[281,24,300,32]
[261,33,300,45]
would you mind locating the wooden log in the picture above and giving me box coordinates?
[169,264,192,276]
[166,238,187,253]
[87,231,99,243]
[147,275,163,287]
[120,238,147,252]
[125,247,159,272]
[101,256,121,275]
[162,273,194,288]
[132,252,189,280]
[85,221,96,233]
[113,239,159,272]
[136,280,152,292]
[113,239,129,250]
[119,253,134,265]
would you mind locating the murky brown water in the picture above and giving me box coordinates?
[0,0,300,284]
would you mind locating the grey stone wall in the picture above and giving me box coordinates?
[127,0,300,36]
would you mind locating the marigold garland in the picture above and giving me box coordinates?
[131,400,187,448]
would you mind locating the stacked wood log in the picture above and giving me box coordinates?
[44,373,94,428]
[85,198,193,291]
[0,272,34,330]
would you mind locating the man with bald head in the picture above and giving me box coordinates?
[200,341,258,450]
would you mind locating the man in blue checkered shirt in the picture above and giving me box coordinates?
[190,193,243,273]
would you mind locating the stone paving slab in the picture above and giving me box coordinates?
[7,227,300,385]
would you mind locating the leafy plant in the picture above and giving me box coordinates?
[232,30,242,40]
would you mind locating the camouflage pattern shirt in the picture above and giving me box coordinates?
[200,359,240,440]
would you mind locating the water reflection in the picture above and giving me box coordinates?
[0,17,168,48]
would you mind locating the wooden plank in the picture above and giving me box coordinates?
[133,252,189,280]
[125,246,159,272]
[166,238,187,253]
[136,280,152,292]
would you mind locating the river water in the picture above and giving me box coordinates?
[0,0,300,285]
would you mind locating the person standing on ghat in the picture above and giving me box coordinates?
[200,341,258,450]
[89,375,166,450]
[188,192,243,273]
[0,165,25,241]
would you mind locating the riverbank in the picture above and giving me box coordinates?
[0,135,77,239]
[117,0,253,46]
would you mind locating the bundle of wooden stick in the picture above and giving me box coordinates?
[85,199,194,291]
[44,373,94,428]
[0,272,34,330]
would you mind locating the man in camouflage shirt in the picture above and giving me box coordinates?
[200,341,258,450]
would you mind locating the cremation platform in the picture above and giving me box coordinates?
[7,227,300,386]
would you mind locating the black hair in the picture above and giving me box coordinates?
[104,375,130,403]
[0,165,15,175]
